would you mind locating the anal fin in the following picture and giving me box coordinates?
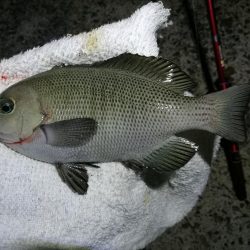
[123,136,198,186]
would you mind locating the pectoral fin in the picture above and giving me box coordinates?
[55,163,89,195]
[123,136,198,181]
[41,118,97,147]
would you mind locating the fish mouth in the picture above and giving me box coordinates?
[0,132,17,144]
[6,134,34,145]
[3,124,42,145]
[8,111,47,145]
[1,111,46,145]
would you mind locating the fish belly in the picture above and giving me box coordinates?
[7,127,167,163]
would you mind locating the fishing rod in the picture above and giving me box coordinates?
[207,0,246,200]
[185,0,247,200]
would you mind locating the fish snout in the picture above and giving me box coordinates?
[0,131,20,144]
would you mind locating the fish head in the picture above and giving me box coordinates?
[0,83,44,144]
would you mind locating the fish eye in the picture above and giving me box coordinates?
[0,99,15,114]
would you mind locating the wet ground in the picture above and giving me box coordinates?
[0,0,250,249]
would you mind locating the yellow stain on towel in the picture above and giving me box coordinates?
[144,190,150,205]
[85,31,99,54]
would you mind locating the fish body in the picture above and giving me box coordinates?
[6,67,206,163]
[0,54,249,194]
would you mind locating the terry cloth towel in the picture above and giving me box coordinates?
[0,2,219,250]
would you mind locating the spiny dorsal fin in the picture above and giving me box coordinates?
[94,53,196,94]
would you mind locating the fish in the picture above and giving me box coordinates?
[0,54,249,195]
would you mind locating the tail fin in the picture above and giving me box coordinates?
[207,85,250,142]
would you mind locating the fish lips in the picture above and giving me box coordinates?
[0,125,41,144]
[0,132,19,144]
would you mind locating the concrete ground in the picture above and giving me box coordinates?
[0,0,249,249]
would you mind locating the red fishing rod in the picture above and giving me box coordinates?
[207,0,246,200]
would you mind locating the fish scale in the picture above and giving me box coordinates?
[0,53,249,194]
[10,67,205,163]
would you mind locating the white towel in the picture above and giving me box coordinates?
[0,2,218,250]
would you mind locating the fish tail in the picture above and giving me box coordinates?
[206,85,250,142]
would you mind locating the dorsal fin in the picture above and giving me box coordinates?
[94,53,196,93]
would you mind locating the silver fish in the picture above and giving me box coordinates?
[0,54,249,194]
